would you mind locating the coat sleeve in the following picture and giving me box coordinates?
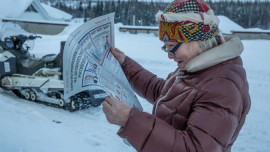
[118,78,244,152]
[121,56,166,103]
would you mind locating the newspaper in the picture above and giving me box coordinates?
[63,13,142,110]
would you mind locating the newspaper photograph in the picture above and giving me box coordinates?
[63,13,142,110]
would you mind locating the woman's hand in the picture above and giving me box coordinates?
[111,48,126,65]
[102,95,131,126]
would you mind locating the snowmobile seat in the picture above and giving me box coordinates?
[42,54,57,68]
[18,58,45,75]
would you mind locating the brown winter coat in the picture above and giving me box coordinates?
[118,36,251,152]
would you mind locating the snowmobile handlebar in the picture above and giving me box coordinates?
[27,35,42,40]
[14,34,42,41]
[0,34,42,53]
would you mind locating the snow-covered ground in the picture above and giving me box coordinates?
[0,18,270,152]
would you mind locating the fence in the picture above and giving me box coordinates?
[119,26,270,40]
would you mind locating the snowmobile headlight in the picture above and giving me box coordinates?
[5,38,14,49]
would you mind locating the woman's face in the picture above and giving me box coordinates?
[164,41,200,69]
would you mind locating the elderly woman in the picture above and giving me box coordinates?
[102,0,251,151]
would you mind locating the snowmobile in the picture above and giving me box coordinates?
[0,34,106,111]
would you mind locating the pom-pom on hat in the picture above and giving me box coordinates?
[156,0,224,44]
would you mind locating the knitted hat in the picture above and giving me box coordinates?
[156,0,224,45]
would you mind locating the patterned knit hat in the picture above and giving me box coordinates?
[156,0,224,44]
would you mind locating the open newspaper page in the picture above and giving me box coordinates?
[63,13,142,110]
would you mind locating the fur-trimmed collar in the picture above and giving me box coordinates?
[185,35,244,72]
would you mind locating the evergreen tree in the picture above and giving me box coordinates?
[48,0,270,29]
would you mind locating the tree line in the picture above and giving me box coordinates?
[46,0,270,29]
[208,0,270,29]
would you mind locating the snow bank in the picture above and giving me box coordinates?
[238,28,270,33]
[218,15,244,34]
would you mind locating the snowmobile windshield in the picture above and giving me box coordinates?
[22,39,35,51]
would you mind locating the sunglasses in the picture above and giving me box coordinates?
[161,42,182,56]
